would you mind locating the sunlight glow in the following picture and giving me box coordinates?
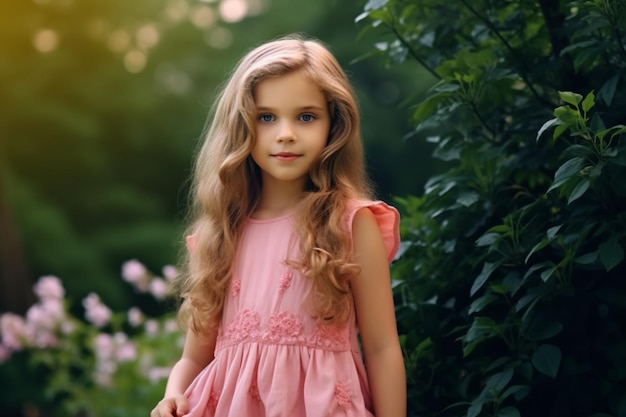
[33,29,59,53]
[190,5,216,29]
[124,49,147,73]
[205,26,232,49]
[137,24,160,49]
[219,0,248,23]
[165,0,189,23]
[108,29,131,53]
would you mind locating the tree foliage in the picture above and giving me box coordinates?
[358,0,626,416]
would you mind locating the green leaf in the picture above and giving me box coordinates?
[548,157,585,192]
[581,91,595,113]
[546,225,562,239]
[598,75,619,106]
[598,239,625,271]
[496,407,521,417]
[476,232,500,247]
[364,0,389,11]
[468,293,498,314]
[558,91,583,107]
[553,105,580,125]
[553,123,570,140]
[532,344,561,378]
[500,385,529,401]
[464,316,497,344]
[568,178,590,204]
[486,367,514,391]
[457,191,480,207]
[522,262,552,282]
[537,118,561,141]
[525,238,550,263]
[565,144,594,158]
[471,262,498,296]
[467,400,484,417]
[540,265,557,282]
[574,251,598,264]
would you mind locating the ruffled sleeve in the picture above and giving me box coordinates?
[346,199,400,263]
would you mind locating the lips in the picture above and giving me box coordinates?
[272,152,301,161]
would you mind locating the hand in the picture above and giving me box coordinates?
[150,395,189,417]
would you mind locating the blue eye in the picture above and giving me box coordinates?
[259,114,274,122]
[300,114,314,122]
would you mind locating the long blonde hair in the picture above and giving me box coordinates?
[177,34,372,333]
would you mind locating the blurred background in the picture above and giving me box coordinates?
[1,0,437,318]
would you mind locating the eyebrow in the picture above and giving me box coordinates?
[255,105,326,112]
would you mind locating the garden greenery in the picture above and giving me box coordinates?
[0,262,179,416]
[358,0,625,416]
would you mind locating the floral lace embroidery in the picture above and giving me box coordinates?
[208,388,221,413]
[249,379,261,402]
[278,271,293,294]
[217,310,350,351]
[222,309,260,344]
[265,311,303,343]
[231,278,241,297]
[308,322,349,350]
[335,381,352,412]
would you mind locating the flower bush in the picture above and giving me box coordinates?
[0,261,183,417]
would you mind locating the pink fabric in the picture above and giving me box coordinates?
[183,200,400,416]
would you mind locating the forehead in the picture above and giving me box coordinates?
[253,70,327,108]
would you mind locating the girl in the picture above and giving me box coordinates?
[151,34,406,417]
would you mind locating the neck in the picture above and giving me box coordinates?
[253,180,305,219]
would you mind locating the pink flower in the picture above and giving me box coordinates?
[127,307,143,327]
[121,260,150,291]
[149,278,169,300]
[113,332,136,362]
[33,276,64,300]
[145,319,159,336]
[94,333,114,360]
[162,265,178,281]
[164,318,178,334]
[0,313,27,350]
[82,293,112,328]
[26,299,64,331]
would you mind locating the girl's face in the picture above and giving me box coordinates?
[251,69,330,191]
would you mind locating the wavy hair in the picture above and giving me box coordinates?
[176,34,372,334]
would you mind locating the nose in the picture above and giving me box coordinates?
[276,120,297,143]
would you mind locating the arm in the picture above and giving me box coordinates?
[351,208,406,417]
[151,323,217,417]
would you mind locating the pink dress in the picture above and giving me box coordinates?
[183,200,400,416]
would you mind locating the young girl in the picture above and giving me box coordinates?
[151,34,406,417]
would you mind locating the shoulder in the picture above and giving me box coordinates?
[344,199,400,263]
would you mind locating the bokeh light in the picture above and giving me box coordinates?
[136,24,160,50]
[33,29,59,53]
[190,5,217,29]
[108,29,131,53]
[205,26,233,49]
[124,49,147,73]
[219,0,248,23]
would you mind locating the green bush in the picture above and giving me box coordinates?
[358,0,626,416]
